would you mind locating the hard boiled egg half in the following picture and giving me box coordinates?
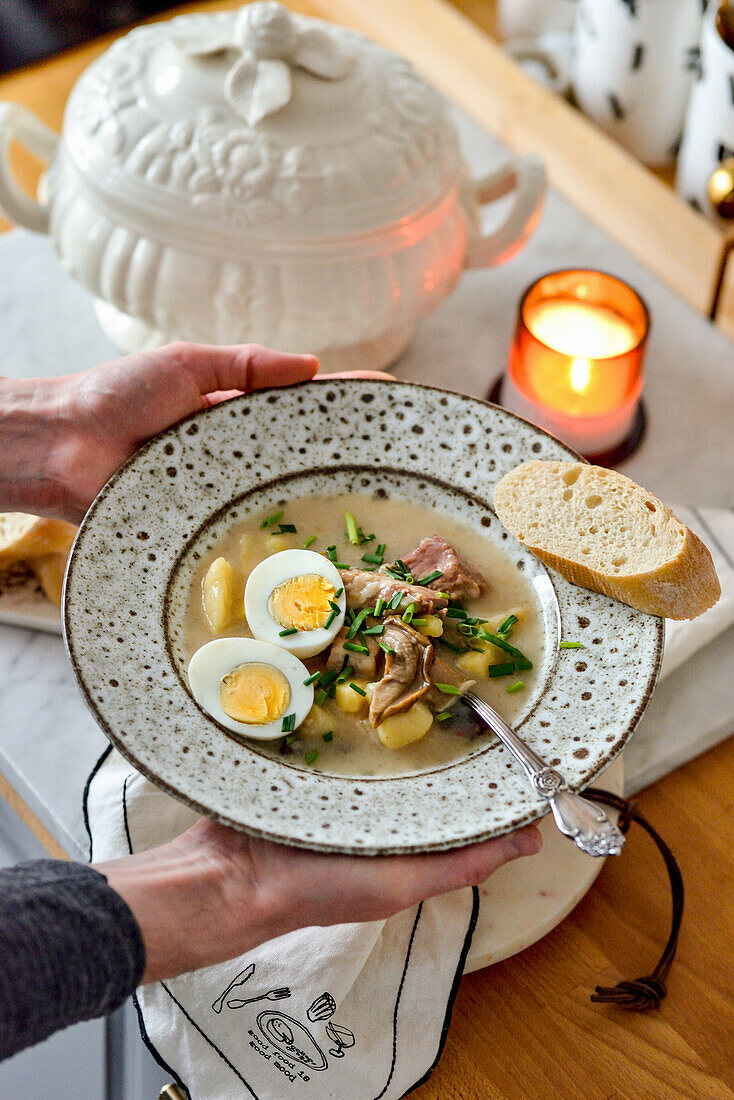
[244,549,346,659]
[188,637,313,739]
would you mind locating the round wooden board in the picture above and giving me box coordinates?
[465,753,624,972]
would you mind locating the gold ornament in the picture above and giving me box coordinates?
[708,158,734,218]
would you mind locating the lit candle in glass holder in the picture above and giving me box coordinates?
[501,270,650,460]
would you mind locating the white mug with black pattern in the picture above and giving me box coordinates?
[573,0,705,167]
[497,0,579,38]
[677,2,734,217]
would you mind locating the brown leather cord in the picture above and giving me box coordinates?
[581,787,684,1011]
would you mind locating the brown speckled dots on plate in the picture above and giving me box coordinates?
[63,380,663,855]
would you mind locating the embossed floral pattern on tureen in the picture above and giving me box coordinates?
[61,3,460,233]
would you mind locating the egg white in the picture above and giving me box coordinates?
[244,549,346,658]
[187,637,314,739]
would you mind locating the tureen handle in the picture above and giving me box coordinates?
[0,103,58,235]
[464,155,546,269]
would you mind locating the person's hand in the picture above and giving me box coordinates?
[0,342,326,522]
[97,817,542,983]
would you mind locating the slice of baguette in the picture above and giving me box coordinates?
[493,461,720,620]
[30,552,68,608]
[0,513,76,569]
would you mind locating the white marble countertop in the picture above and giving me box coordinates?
[1,110,733,860]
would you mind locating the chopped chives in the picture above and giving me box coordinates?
[281,713,296,732]
[361,552,384,565]
[506,680,525,694]
[435,711,452,722]
[488,661,517,678]
[435,683,462,695]
[285,732,299,744]
[362,624,384,636]
[411,617,429,629]
[387,591,403,611]
[436,592,451,600]
[279,627,298,637]
[322,731,334,742]
[560,641,584,649]
[513,657,533,672]
[347,607,372,639]
[345,511,360,545]
[303,535,317,548]
[349,682,367,696]
[303,670,322,686]
[374,597,386,618]
[416,570,443,586]
[384,564,413,582]
[320,668,340,687]
[325,545,337,561]
[378,641,395,656]
[478,630,527,659]
[333,562,350,570]
[344,642,369,655]
[328,600,342,614]
[498,614,519,635]
[315,688,328,707]
[438,638,469,655]
[458,623,479,637]
[260,510,284,529]
[335,587,344,598]
[278,523,297,534]
[305,749,319,766]
[445,607,468,620]
[336,664,353,683]
[402,601,416,624]
[324,608,339,629]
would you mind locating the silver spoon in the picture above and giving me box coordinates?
[461,690,625,857]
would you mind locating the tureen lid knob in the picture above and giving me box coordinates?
[234,3,297,60]
[223,2,355,125]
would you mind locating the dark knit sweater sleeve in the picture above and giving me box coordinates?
[0,860,145,1061]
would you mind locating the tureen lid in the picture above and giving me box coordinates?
[62,3,462,242]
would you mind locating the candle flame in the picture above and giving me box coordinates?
[569,357,592,393]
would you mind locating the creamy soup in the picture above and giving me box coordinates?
[181,493,547,778]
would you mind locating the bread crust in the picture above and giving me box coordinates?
[494,462,721,620]
[0,513,76,568]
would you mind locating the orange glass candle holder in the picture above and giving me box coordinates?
[501,270,650,460]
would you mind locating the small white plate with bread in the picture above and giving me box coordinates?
[0,513,76,635]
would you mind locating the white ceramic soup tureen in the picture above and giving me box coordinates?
[0,3,546,370]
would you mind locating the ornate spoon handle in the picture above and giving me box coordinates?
[462,691,625,857]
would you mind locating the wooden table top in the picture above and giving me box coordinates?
[1,3,733,1097]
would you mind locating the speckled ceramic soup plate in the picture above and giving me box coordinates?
[63,381,663,854]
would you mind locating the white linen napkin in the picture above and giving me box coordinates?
[84,504,734,1100]
[659,506,734,680]
[85,752,478,1100]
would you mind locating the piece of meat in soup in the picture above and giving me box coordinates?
[326,626,379,679]
[400,535,487,601]
[339,569,448,615]
[424,654,473,713]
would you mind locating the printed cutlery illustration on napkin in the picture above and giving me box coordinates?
[212,963,292,1011]
[211,963,356,1071]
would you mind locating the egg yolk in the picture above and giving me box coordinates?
[268,574,336,632]
[219,663,291,725]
